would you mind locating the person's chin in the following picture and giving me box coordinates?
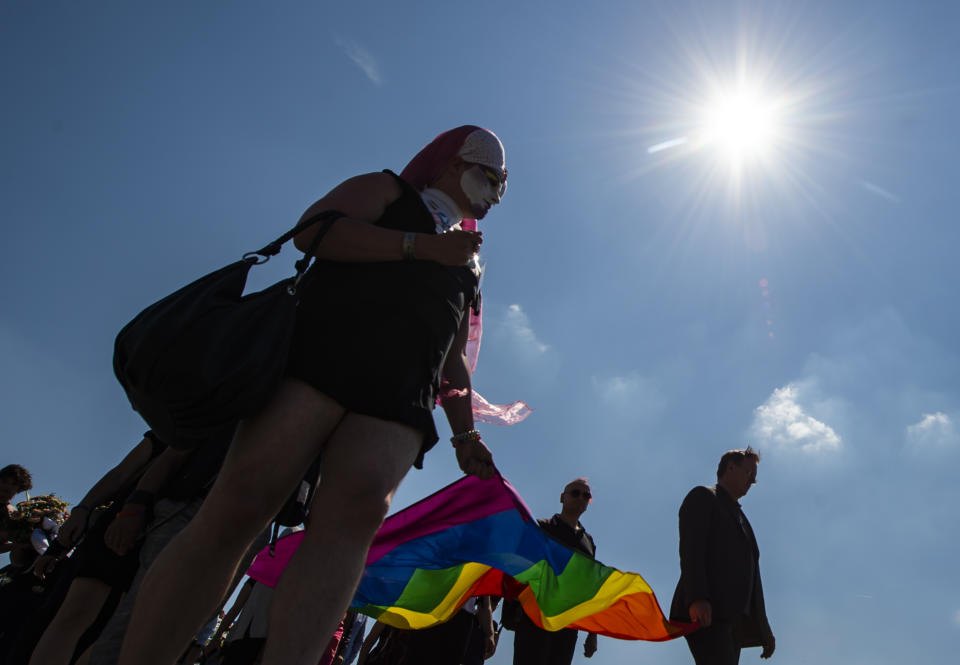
[471,204,491,219]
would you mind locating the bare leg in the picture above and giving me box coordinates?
[28,577,113,665]
[118,379,346,665]
[261,413,422,665]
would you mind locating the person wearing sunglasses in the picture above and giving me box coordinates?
[117,126,509,665]
[511,478,599,664]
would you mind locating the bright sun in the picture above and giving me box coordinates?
[700,86,780,166]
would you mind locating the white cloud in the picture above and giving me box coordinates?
[906,412,959,451]
[750,383,842,455]
[591,372,665,421]
[501,304,548,354]
[336,38,382,85]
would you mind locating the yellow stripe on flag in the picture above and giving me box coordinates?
[378,562,492,629]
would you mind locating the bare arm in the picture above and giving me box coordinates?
[56,435,157,547]
[293,172,480,266]
[104,447,190,555]
[211,578,256,646]
[583,631,598,657]
[476,597,497,659]
[440,311,475,436]
[441,313,495,479]
[356,621,386,665]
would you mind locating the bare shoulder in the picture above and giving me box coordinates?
[304,171,402,222]
[297,171,402,225]
[333,171,402,198]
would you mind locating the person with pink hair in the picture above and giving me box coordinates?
[118,125,510,665]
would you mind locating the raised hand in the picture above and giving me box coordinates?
[455,437,495,479]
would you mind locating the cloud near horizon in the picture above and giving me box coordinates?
[750,383,842,455]
[335,38,382,85]
[500,304,549,354]
[905,412,959,451]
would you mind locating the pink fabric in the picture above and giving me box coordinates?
[472,392,533,425]
[247,474,535,588]
[366,474,520,565]
[461,218,482,374]
[402,131,530,426]
[316,618,345,665]
[247,532,305,588]
[399,125,485,191]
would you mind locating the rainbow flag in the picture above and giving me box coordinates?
[247,474,694,642]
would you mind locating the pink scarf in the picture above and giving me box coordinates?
[400,127,530,426]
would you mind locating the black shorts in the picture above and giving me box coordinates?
[288,265,470,469]
[73,505,142,592]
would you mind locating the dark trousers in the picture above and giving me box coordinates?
[684,622,741,665]
[403,609,478,665]
[512,622,577,665]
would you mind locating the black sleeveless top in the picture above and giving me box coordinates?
[287,171,479,467]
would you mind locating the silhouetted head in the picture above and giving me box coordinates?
[716,448,760,500]
[400,125,507,220]
[0,464,32,504]
[560,477,592,519]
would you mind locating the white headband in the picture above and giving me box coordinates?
[458,129,506,177]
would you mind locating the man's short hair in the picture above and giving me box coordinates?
[716,448,760,480]
[563,477,590,492]
[0,464,33,492]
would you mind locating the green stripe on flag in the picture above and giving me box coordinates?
[392,563,466,612]
[513,553,616,616]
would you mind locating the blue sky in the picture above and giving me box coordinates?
[2,1,958,663]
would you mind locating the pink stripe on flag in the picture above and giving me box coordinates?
[367,474,523,564]
[247,474,536,588]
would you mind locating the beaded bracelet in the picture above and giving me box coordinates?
[451,429,482,447]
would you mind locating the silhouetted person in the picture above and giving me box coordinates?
[117,126,506,665]
[512,478,598,665]
[670,447,775,665]
[0,464,34,554]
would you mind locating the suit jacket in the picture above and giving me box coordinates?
[669,485,772,646]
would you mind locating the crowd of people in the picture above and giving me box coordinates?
[2,125,775,665]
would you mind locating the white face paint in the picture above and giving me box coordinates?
[460,165,501,219]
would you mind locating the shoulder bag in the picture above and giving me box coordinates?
[113,210,343,449]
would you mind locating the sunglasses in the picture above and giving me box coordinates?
[478,165,508,197]
[567,489,592,499]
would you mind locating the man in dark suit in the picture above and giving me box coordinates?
[670,448,775,665]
